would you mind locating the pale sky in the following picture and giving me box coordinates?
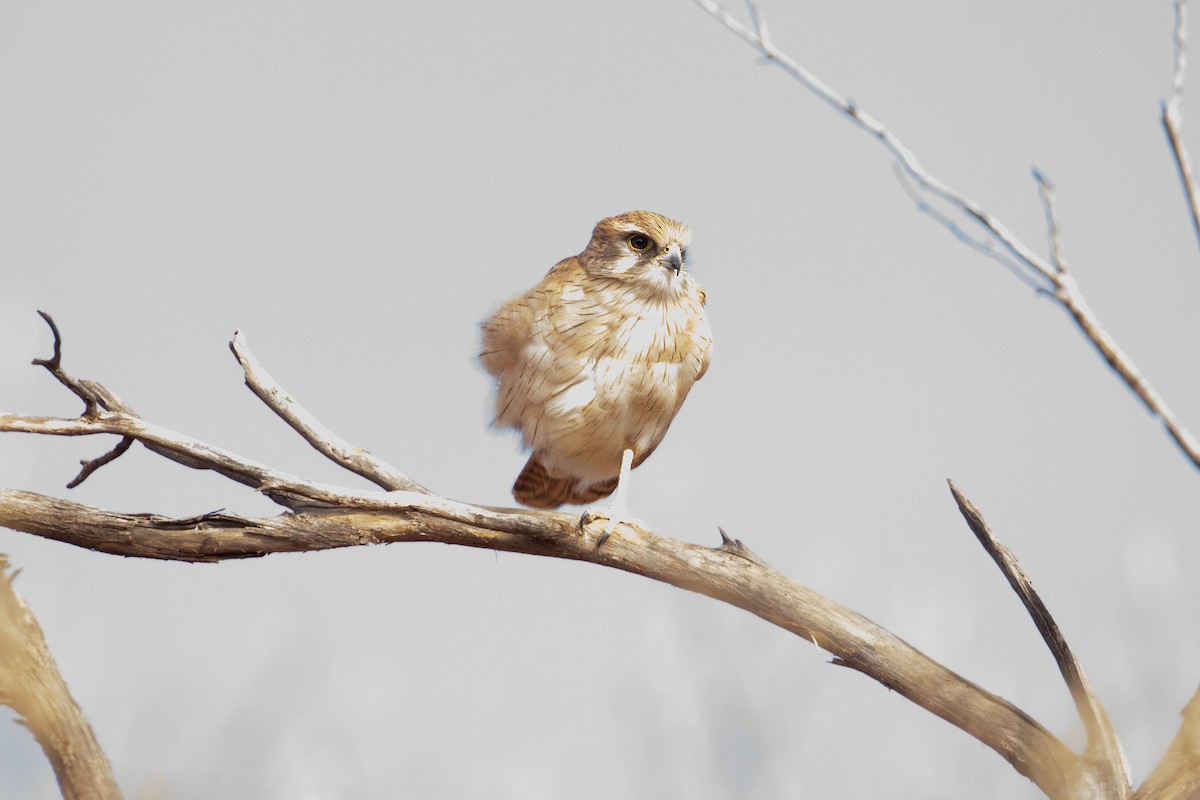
[2,2,1199,798]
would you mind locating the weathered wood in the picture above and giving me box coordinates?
[0,556,121,800]
[0,486,1084,796]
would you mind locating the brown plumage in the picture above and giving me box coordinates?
[480,211,712,515]
[512,455,617,509]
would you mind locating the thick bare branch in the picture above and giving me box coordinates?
[5,316,1154,796]
[0,555,121,800]
[229,331,428,494]
[949,481,1129,793]
[0,486,1087,797]
[693,0,1200,474]
[1,316,1102,795]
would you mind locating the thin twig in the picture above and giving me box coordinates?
[66,437,134,489]
[1175,0,1189,101]
[892,164,1041,292]
[29,313,140,485]
[30,312,103,416]
[744,0,769,43]
[1033,169,1068,274]
[948,480,1129,792]
[1163,0,1200,249]
[694,0,1200,474]
[229,331,429,494]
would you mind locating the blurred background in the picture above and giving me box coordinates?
[2,1,1199,797]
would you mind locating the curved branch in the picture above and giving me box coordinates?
[0,318,1115,797]
[0,411,324,509]
[950,481,1128,790]
[0,555,120,800]
[0,486,1084,796]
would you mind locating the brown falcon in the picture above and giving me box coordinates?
[480,211,712,534]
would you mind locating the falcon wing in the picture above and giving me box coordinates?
[480,290,536,378]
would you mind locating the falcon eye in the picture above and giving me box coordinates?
[628,233,651,252]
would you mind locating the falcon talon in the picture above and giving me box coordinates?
[480,212,712,527]
[578,508,599,533]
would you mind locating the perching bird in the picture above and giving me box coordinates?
[480,211,712,535]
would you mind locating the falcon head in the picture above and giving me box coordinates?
[580,211,693,299]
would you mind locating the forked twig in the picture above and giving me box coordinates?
[28,312,137,487]
[66,437,134,489]
[30,311,103,417]
[1033,169,1068,274]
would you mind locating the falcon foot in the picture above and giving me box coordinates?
[579,506,649,548]
[579,507,621,548]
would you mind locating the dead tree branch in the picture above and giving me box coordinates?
[0,314,1116,798]
[950,481,1129,793]
[694,0,1200,474]
[0,556,121,800]
[0,490,1087,796]
[229,331,428,494]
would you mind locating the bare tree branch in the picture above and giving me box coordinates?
[0,555,121,800]
[0,487,1088,797]
[229,331,429,495]
[1033,170,1068,274]
[693,0,1200,474]
[0,319,1110,798]
[65,436,134,490]
[1163,0,1200,250]
[949,481,1129,792]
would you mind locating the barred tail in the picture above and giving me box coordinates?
[512,456,618,509]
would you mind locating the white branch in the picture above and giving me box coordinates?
[229,331,429,494]
[1033,169,1068,274]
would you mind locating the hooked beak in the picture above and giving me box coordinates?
[661,243,683,275]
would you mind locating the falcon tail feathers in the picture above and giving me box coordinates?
[513,455,618,509]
